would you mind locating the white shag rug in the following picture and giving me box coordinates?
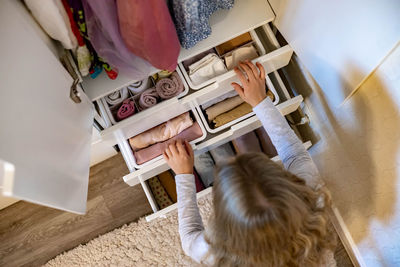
[45,192,213,267]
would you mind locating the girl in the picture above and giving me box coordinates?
[163,61,336,266]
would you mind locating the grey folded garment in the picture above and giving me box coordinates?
[255,128,278,158]
[194,151,215,187]
[232,131,263,154]
[127,77,152,95]
[209,143,236,164]
[105,87,129,106]
[201,90,238,109]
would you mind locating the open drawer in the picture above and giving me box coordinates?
[122,95,303,187]
[119,110,207,169]
[178,24,292,91]
[97,67,189,128]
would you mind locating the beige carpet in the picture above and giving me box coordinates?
[45,193,213,267]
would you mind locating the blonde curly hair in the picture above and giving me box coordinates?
[204,153,336,266]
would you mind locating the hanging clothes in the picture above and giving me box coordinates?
[169,0,235,49]
[117,0,180,71]
[81,0,152,80]
[66,0,118,79]
[24,0,78,50]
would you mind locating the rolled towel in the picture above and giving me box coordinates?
[129,112,193,151]
[127,77,152,95]
[232,131,263,154]
[147,176,173,209]
[213,102,253,128]
[133,122,203,164]
[189,53,227,86]
[209,143,235,164]
[255,128,278,158]
[205,95,244,122]
[116,99,135,120]
[194,151,215,187]
[139,87,159,109]
[201,90,238,109]
[155,72,184,99]
[158,171,177,202]
[105,87,129,106]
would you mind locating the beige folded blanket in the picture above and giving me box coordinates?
[129,112,193,150]
[213,102,252,128]
[205,95,244,121]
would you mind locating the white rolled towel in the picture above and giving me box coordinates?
[105,87,129,106]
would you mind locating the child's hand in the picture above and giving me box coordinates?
[232,61,267,107]
[163,140,194,175]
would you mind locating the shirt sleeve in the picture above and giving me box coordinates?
[253,98,323,189]
[175,173,211,264]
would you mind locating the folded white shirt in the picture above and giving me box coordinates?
[189,53,227,86]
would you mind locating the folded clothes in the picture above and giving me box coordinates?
[156,72,184,99]
[232,131,263,154]
[133,122,203,165]
[182,48,217,70]
[225,44,259,70]
[194,170,205,193]
[201,90,238,109]
[127,77,152,95]
[189,53,227,86]
[209,143,236,164]
[213,102,253,128]
[194,151,215,187]
[130,112,193,151]
[138,87,158,110]
[105,87,129,106]
[158,171,177,202]
[255,128,278,158]
[205,95,244,121]
[147,176,173,209]
[117,99,135,120]
[215,32,253,56]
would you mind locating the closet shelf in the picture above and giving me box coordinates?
[178,0,275,62]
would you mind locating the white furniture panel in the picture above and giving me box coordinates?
[269,0,400,106]
[0,0,94,214]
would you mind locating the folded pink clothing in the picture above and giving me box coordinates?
[139,87,158,110]
[129,112,193,151]
[232,131,263,154]
[133,122,203,165]
[155,72,184,99]
[117,99,135,120]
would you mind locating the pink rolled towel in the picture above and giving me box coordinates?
[117,99,135,120]
[155,72,184,99]
[132,122,203,165]
[139,87,159,109]
[129,112,193,151]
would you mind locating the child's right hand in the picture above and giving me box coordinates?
[232,61,267,107]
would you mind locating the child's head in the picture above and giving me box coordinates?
[205,152,336,267]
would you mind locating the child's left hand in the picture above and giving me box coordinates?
[163,140,194,175]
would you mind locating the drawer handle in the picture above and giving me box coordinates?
[70,78,82,104]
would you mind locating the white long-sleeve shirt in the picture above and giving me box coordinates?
[175,97,327,265]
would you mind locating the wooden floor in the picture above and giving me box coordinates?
[0,154,152,267]
[0,153,354,267]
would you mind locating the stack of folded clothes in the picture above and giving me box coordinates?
[129,112,203,164]
[188,53,227,86]
[202,89,275,128]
